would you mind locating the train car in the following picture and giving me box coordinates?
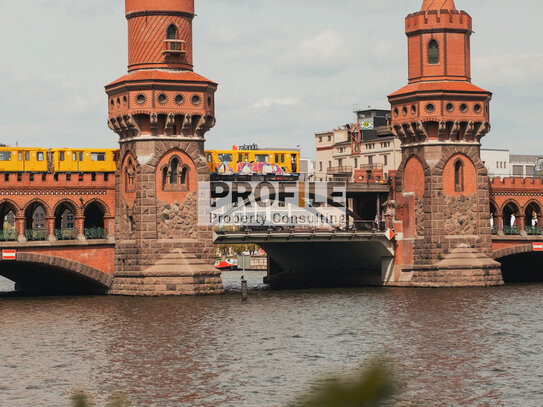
[49,148,119,173]
[205,149,300,180]
[0,147,49,173]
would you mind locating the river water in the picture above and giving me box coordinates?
[1,273,543,406]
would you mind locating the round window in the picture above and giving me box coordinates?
[402,106,408,116]
[136,94,146,105]
[411,105,417,114]
[158,94,167,104]
[446,103,454,112]
[426,103,435,114]
[460,103,468,113]
[175,94,184,105]
[474,104,482,113]
[393,108,399,117]
[191,95,201,106]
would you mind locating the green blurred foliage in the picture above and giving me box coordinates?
[289,358,398,407]
[70,391,130,407]
[70,391,94,407]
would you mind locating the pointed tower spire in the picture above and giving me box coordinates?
[421,0,456,11]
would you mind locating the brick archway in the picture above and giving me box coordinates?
[492,245,534,260]
[1,253,113,288]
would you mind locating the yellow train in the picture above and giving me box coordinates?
[0,147,119,173]
[205,148,300,180]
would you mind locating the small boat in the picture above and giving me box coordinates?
[215,259,238,271]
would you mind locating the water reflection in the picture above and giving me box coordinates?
[1,277,542,406]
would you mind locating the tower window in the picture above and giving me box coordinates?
[428,40,439,65]
[169,158,179,185]
[167,25,177,40]
[454,160,464,193]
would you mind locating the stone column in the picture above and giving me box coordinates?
[75,216,86,241]
[104,216,115,241]
[46,216,56,242]
[518,215,525,230]
[495,214,503,234]
[15,217,26,243]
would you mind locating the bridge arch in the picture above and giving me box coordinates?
[52,198,81,218]
[493,244,543,283]
[492,245,533,260]
[523,200,542,231]
[23,199,51,240]
[0,199,21,218]
[501,199,521,227]
[0,253,113,294]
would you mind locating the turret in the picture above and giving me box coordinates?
[386,0,503,287]
[105,0,222,296]
[105,0,217,142]
[389,0,490,144]
[126,0,195,71]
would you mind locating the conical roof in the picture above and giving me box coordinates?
[421,0,456,11]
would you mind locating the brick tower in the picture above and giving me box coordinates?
[105,0,223,295]
[388,0,503,286]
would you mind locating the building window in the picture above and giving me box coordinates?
[428,40,439,64]
[354,158,358,168]
[368,156,374,165]
[328,136,331,141]
[319,162,323,172]
[169,158,179,185]
[512,165,523,176]
[454,160,464,192]
[338,159,343,167]
[167,25,177,40]
[328,161,332,169]
[319,137,322,143]
[383,155,388,166]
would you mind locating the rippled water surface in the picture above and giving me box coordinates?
[1,273,543,406]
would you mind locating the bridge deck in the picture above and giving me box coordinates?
[214,229,390,244]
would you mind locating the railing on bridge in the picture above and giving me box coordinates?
[525,226,542,235]
[0,229,17,241]
[503,226,521,236]
[84,227,107,240]
[25,229,48,241]
[222,220,386,234]
[55,229,78,241]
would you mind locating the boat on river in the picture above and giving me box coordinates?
[215,259,238,271]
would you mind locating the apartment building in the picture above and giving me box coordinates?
[315,109,401,182]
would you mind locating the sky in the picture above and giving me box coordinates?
[1,0,542,159]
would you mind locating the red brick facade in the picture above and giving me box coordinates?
[105,0,222,295]
[387,0,503,287]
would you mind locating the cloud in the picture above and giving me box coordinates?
[474,53,543,86]
[40,0,119,16]
[252,97,301,109]
[275,29,352,75]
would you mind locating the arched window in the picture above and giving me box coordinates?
[167,24,177,40]
[84,202,106,239]
[54,203,76,240]
[124,158,136,192]
[428,40,439,64]
[162,166,168,189]
[454,160,464,193]
[180,167,188,186]
[25,203,47,241]
[169,158,179,185]
[0,203,17,241]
